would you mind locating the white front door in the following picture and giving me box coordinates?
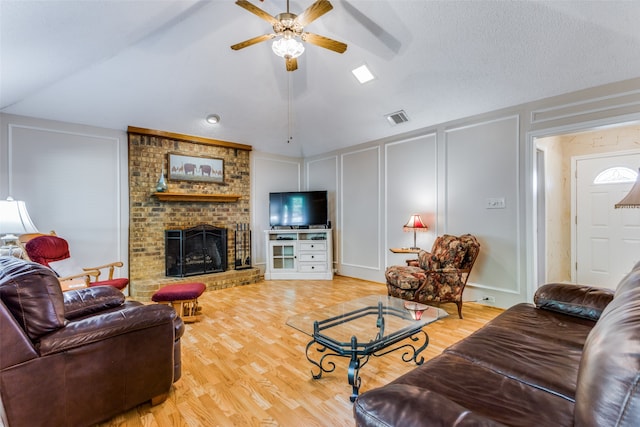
[575,153,640,289]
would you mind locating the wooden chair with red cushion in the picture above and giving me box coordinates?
[19,232,129,292]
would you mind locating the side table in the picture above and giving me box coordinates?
[389,248,421,254]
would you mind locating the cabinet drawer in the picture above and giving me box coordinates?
[299,264,327,272]
[299,253,327,262]
[299,242,326,251]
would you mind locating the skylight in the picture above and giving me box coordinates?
[352,65,375,84]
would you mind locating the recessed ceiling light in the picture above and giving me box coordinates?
[206,114,220,124]
[352,64,375,84]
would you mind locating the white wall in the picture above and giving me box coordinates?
[0,113,129,282]
[250,152,302,274]
[299,77,640,308]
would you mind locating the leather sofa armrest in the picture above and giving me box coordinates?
[354,384,505,427]
[63,285,125,320]
[534,282,614,321]
[38,304,177,356]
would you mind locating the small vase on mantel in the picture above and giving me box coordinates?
[156,170,168,192]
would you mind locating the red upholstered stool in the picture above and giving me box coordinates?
[152,282,206,323]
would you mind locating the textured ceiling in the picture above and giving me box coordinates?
[2,0,640,157]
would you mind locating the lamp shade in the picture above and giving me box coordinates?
[0,197,39,239]
[403,214,428,231]
[615,168,640,208]
[402,214,428,250]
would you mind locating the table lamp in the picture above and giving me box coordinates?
[403,214,428,250]
[0,197,39,249]
[615,168,640,208]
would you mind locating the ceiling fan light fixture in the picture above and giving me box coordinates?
[272,36,305,59]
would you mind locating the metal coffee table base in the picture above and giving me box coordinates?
[305,327,430,402]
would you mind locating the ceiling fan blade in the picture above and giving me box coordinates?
[295,0,333,27]
[301,32,347,53]
[286,57,298,72]
[231,33,276,50]
[235,0,279,25]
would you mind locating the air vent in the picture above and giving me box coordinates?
[385,110,409,126]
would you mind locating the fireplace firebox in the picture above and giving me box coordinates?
[165,224,227,277]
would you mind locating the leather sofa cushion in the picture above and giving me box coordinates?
[384,352,575,427]
[63,286,126,320]
[0,256,65,340]
[445,303,595,401]
[535,282,615,321]
[38,304,178,356]
[574,268,640,427]
[354,383,506,427]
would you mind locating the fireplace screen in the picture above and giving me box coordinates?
[165,224,227,277]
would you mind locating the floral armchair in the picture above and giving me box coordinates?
[385,234,480,318]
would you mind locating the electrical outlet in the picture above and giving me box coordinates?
[481,295,496,303]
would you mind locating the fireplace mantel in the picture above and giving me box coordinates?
[153,192,242,203]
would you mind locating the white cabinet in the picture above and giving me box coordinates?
[265,229,333,280]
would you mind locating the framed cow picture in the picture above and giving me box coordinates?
[168,153,224,183]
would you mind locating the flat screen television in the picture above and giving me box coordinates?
[269,191,328,228]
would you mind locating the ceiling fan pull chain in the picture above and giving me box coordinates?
[288,73,293,143]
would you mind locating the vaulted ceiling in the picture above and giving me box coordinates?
[2,1,640,157]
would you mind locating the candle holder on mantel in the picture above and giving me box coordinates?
[155,170,168,192]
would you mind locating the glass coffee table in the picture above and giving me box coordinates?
[286,295,447,401]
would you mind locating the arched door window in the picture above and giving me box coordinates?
[593,166,637,184]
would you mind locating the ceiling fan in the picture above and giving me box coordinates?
[231,0,347,72]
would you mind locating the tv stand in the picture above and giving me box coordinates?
[265,229,333,280]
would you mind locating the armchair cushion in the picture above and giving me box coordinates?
[385,266,426,290]
[88,277,129,290]
[428,234,469,270]
[23,235,70,268]
[0,257,65,340]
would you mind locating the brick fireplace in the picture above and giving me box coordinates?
[127,127,260,300]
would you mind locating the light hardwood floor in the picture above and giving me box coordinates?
[99,276,503,427]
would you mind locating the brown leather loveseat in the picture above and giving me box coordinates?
[354,261,640,426]
[0,256,184,426]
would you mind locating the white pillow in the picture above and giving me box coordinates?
[48,257,82,279]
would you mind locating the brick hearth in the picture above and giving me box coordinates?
[127,127,260,300]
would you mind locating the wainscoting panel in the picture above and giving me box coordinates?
[7,121,126,276]
[340,146,380,277]
[445,115,521,296]
[384,133,438,266]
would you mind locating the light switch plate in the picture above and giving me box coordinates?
[486,197,506,209]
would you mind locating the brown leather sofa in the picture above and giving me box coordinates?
[354,261,640,426]
[0,256,184,427]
